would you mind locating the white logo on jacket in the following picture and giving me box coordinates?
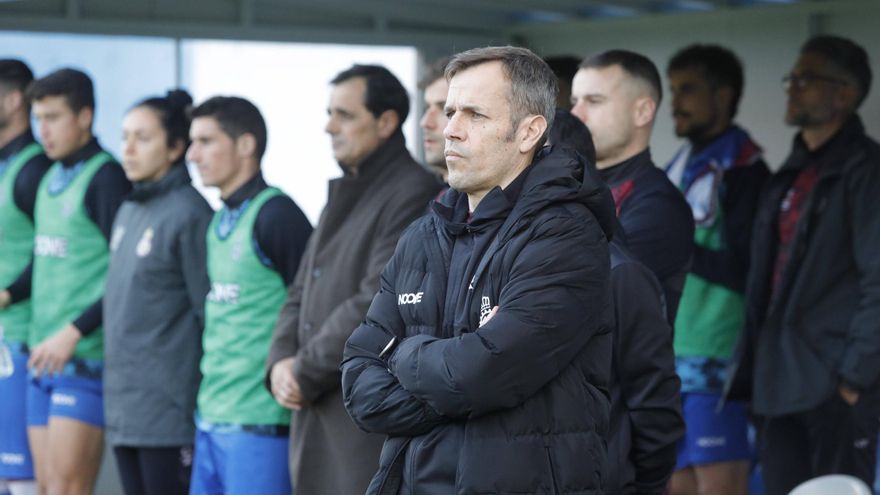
[398,292,424,305]
[479,296,492,326]
[136,228,154,257]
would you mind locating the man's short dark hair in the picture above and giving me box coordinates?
[190,96,268,161]
[27,68,95,113]
[668,44,744,119]
[446,46,558,146]
[548,109,596,165]
[331,64,409,130]
[418,56,451,90]
[580,50,662,105]
[0,59,34,94]
[801,35,872,108]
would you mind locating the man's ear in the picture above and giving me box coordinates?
[236,133,258,160]
[834,83,860,114]
[376,110,400,140]
[714,86,734,119]
[75,106,94,132]
[633,96,656,128]
[2,90,23,114]
[517,115,548,154]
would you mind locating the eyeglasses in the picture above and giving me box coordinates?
[782,72,849,90]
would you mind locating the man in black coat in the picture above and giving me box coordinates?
[341,46,616,494]
[570,50,694,326]
[726,35,880,495]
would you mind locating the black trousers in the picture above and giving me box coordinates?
[759,390,880,495]
[113,445,193,495]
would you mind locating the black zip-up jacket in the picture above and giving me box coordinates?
[600,149,694,325]
[607,235,683,495]
[725,116,880,416]
[342,147,616,495]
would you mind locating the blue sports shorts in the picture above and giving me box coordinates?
[26,362,104,428]
[676,392,750,470]
[189,419,291,495]
[0,344,34,479]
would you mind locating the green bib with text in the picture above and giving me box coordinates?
[0,143,43,344]
[31,151,112,360]
[199,187,290,425]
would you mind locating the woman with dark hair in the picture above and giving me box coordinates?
[103,90,213,495]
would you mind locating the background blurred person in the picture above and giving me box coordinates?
[103,89,212,495]
[665,44,769,495]
[726,35,880,495]
[0,58,51,495]
[25,67,131,495]
[188,96,311,495]
[571,49,694,326]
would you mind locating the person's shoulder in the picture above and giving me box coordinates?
[171,184,214,216]
[390,154,442,190]
[258,190,310,226]
[92,158,130,187]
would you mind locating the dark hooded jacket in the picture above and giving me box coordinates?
[726,116,880,416]
[607,234,683,495]
[342,146,616,495]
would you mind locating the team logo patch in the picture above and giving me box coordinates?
[479,296,493,326]
[136,227,154,257]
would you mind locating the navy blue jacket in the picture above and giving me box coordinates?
[607,236,683,494]
[342,147,616,494]
[600,149,694,325]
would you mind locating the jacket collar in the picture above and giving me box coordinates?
[435,145,616,242]
[223,171,268,209]
[129,162,192,202]
[598,147,653,187]
[60,137,102,168]
[337,130,407,182]
[781,115,866,176]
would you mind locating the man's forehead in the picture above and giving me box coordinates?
[191,116,222,134]
[448,62,509,99]
[33,95,70,112]
[424,78,448,101]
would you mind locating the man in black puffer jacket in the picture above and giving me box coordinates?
[341,46,616,495]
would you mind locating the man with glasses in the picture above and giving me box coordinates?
[725,35,880,495]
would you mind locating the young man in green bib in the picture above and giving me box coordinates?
[23,68,131,495]
[186,96,311,495]
[0,59,52,495]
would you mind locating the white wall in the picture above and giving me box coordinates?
[513,0,880,169]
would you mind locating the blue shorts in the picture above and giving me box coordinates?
[0,345,34,479]
[676,392,750,470]
[26,367,104,428]
[190,421,291,495]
